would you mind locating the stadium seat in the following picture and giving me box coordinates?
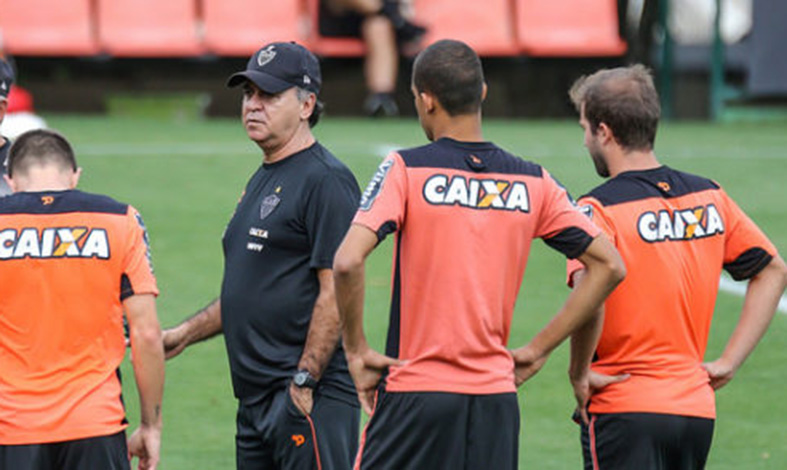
[203,0,308,56]
[96,0,203,57]
[515,0,626,56]
[304,0,365,57]
[411,0,518,56]
[0,0,98,56]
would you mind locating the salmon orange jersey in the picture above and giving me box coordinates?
[354,138,599,394]
[567,166,777,419]
[0,189,158,445]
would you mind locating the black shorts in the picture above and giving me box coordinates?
[0,431,129,470]
[357,388,519,470]
[581,412,714,470]
[236,387,360,470]
[319,1,364,38]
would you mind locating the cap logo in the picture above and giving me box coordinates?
[257,45,277,67]
[303,75,311,85]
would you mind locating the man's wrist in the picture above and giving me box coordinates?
[292,369,318,389]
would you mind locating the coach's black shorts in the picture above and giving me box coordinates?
[235,386,360,470]
[318,1,364,38]
[357,387,519,470]
[0,431,129,470]
[580,412,714,470]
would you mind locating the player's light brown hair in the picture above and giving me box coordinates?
[412,39,484,116]
[569,64,660,151]
[7,129,78,177]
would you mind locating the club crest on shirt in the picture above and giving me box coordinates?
[360,159,394,211]
[638,204,724,243]
[260,193,281,220]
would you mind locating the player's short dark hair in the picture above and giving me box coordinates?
[296,87,323,128]
[7,129,78,178]
[569,64,660,151]
[412,39,484,116]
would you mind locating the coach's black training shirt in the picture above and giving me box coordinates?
[0,138,11,196]
[221,142,360,405]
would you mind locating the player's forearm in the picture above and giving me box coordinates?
[334,256,368,354]
[299,270,342,379]
[529,237,624,358]
[720,256,787,370]
[132,325,165,427]
[177,298,223,345]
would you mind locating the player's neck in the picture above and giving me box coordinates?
[430,114,484,143]
[608,148,660,177]
[261,125,315,164]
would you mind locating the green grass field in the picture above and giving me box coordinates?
[47,114,787,469]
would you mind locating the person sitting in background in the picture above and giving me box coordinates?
[320,0,426,117]
[0,57,14,197]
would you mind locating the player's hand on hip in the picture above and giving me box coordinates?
[346,346,403,415]
[511,345,548,387]
[701,358,736,390]
[571,370,629,425]
[289,382,314,416]
[128,424,161,470]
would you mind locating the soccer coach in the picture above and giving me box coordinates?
[162,42,361,470]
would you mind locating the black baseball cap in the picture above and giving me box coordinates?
[0,58,14,99]
[227,42,321,95]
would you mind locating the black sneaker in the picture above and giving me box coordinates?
[364,93,399,117]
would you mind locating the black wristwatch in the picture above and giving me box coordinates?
[292,370,318,389]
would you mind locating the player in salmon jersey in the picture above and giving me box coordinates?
[566,65,787,469]
[0,130,165,470]
[332,39,626,470]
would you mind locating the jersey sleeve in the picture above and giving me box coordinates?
[353,152,407,242]
[536,169,601,259]
[565,197,615,287]
[305,170,361,269]
[120,206,158,300]
[719,188,778,280]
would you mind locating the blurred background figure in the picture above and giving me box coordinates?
[0,56,12,196]
[0,38,47,142]
[319,0,426,117]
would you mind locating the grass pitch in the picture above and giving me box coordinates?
[47,115,786,469]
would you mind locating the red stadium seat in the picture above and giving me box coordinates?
[304,0,365,57]
[203,0,308,56]
[0,0,98,56]
[515,0,626,56]
[96,0,203,57]
[411,0,518,56]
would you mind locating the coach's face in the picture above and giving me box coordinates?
[241,81,303,150]
[580,105,610,178]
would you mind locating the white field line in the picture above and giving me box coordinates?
[719,275,787,314]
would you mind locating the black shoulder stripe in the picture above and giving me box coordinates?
[0,190,128,215]
[543,227,595,259]
[724,247,773,281]
[120,273,134,301]
[398,142,543,177]
[588,167,719,207]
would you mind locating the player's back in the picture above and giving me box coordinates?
[356,137,597,395]
[0,189,157,444]
[577,166,775,418]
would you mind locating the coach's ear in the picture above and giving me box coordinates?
[481,82,488,102]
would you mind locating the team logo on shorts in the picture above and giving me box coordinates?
[260,194,281,220]
[423,174,530,212]
[637,204,724,243]
[360,159,394,211]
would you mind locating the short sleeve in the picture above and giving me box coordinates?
[305,170,361,269]
[353,152,407,242]
[121,206,159,300]
[719,188,777,280]
[536,170,600,259]
[565,197,614,287]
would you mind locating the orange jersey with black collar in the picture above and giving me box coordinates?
[354,138,599,395]
[0,189,158,445]
[567,166,777,419]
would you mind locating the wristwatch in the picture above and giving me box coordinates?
[293,370,318,389]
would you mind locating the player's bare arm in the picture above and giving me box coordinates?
[334,224,403,415]
[512,233,625,386]
[702,254,787,390]
[567,269,630,425]
[125,293,165,470]
[290,268,343,415]
[162,298,223,359]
